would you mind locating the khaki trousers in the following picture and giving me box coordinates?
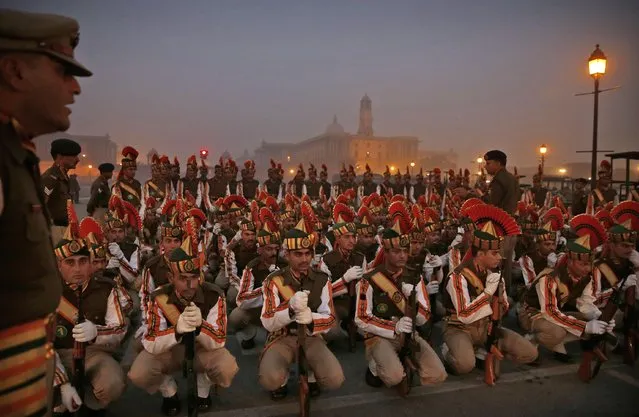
[366,335,447,387]
[258,335,345,391]
[58,346,126,410]
[228,306,262,342]
[128,344,238,393]
[443,318,538,375]
[51,225,66,246]
[518,308,586,352]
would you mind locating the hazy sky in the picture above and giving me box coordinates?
[9,0,639,169]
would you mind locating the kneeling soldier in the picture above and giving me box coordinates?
[442,205,538,375]
[259,216,345,400]
[519,214,616,363]
[355,202,447,394]
[53,202,127,415]
[128,228,238,416]
[230,208,284,349]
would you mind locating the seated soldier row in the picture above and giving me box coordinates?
[50,197,638,416]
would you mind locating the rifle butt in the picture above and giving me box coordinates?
[483,352,496,386]
[577,351,594,383]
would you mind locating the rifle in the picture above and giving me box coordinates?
[183,330,198,417]
[623,285,636,366]
[577,274,627,382]
[72,287,86,416]
[484,277,505,387]
[397,284,420,397]
[297,323,310,417]
[346,281,358,352]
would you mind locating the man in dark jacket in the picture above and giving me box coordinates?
[0,8,92,416]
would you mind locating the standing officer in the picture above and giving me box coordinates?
[0,8,91,416]
[42,138,82,243]
[87,162,114,223]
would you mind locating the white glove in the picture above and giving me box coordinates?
[60,383,82,412]
[377,225,384,234]
[134,325,147,340]
[108,242,125,260]
[622,274,637,290]
[630,250,639,269]
[584,319,607,335]
[395,316,413,334]
[426,280,439,295]
[212,223,222,235]
[449,234,463,248]
[584,309,602,321]
[426,255,442,268]
[401,283,414,298]
[289,290,309,313]
[558,236,567,247]
[268,264,277,272]
[176,311,197,334]
[183,303,203,327]
[605,319,616,333]
[343,266,363,283]
[547,252,558,268]
[295,307,313,324]
[483,272,501,296]
[72,320,97,343]
[233,229,242,242]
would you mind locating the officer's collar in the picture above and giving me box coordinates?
[1,121,31,164]
[284,266,316,285]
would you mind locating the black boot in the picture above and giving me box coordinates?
[365,368,383,388]
[161,394,181,416]
[309,382,321,397]
[553,352,574,364]
[197,396,212,412]
[241,338,256,349]
[270,384,288,401]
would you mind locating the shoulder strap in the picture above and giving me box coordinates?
[271,275,296,302]
[459,267,485,293]
[57,296,79,324]
[369,272,407,315]
[597,263,619,287]
[155,293,181,326]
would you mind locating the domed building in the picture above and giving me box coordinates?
[253,94,420,180]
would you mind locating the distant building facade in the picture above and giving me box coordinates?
[253,95,420,179]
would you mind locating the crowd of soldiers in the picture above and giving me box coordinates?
[31,140,639,416]
[1,8,638,417]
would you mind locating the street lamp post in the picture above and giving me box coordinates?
[588,44,606,190]
[539,144,547,172]
[410,161,415,175]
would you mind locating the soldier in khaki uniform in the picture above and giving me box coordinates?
[87,162,114,223]
[128,234,238,416]
[355,202,447,394]
[519,214,620,363]
[441,204,538,375]
[230,208,283,349]
[259,217,345,400]
[0,8,91,416]
[318,203,366,343]
[42,138,81,244]
[112,146,142,210]
[52,203,127,415]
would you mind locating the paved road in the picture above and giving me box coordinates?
[105,322,639,417]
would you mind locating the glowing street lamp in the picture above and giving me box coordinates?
[558,168,567,175]
[587,44,607,190]
[390,165,396,172]
[539,144,547,172]
[289,168,294,174]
